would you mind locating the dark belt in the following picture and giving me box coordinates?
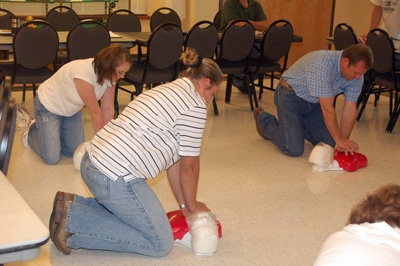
[279,79,295,93]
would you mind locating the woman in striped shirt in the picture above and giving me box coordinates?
[50,48,223,257]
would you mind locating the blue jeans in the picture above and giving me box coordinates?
[28,96,84,164]
[258,84,335,156]
[65,152,174,256]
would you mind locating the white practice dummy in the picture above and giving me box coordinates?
[309,142,342,172]
[186,212,219,256]
[73,141,90,170]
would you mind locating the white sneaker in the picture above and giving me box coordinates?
[16,103,34,128]
[21,118,35,149]
[21,129,31,149]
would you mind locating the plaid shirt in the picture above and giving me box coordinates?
[282,50,364,103]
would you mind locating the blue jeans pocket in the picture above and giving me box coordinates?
[82,154,110,200]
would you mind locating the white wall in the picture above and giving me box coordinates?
[186,0,219,29]
[333,0,377,37]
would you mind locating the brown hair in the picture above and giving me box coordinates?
[348,184,400,228]
[179,47,223,86]
[342,43,374,69]
[92,43,132,85]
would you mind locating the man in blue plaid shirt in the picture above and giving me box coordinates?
[254,44,373,157]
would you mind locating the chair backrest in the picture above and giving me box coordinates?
[366,28,395,74]
[184,20,218,59]
[0,8,16,30]
[106,9,141,32]
[150,7,181,31]
[67,19,111,61]
[261,19,294,62]
[333,23,358,51]
[219,19,255,62]
[13,20,59,69]
[147,23,183,70]
[213,10,223,31]
[46,6,80,31]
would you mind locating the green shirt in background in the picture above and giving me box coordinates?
[220,0,267,31]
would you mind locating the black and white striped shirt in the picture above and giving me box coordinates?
[89,77,207,182]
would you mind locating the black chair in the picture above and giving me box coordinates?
[115,23,184,114]
[215,19,256,111]
[249,19,293,100]
[0,8,16,76]
[333,23,358,51]
[0,8,16,30]
[46,6,80,68]
[357,28,400,133]
[67,19,111,61]
[0,75,16,175]
[106,9,142,58]
[46,6,80,31]
[184,21,218,59]
[213,9,223,58]
[332,23,363,107]
[150,7,181,31]
[213,10,223,31]
[12,20,59,101]
[184,20,219,116]
[106,9,141,33]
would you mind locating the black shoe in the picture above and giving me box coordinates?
[232,77,248,94]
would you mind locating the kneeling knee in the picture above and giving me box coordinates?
[154,236,174,257]
[42,156,61,165]
[283,148,303,157]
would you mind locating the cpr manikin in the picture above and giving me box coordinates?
[167,210,222,256]
[309,142,368,172]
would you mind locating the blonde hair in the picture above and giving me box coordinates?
[179,47,223,86]
[348,184,400,228]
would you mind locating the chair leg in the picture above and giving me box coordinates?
[212,97,219,116]
[258,75,264,100]
[270,72,275,90]
[225,75,233,104]
[356,83,373,121]
[386,99,400,133]
[356,80,369,108]
[390,91,398,117]
[114,82,120,117]
[373,87,381,107]
[245,75,256,111]
[22,84,26,102]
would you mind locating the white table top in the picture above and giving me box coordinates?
[0,172,49,263]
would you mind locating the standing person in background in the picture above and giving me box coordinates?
[220,0,268,94]
[359,0,400,64]
[254,44,373,157]
[220,0,268,32]
[314,184,400,265]
[21,44,132,165]
[49,48,224,256]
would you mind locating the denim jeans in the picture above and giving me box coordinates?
[258,84,335,157]
[28,96,84,164]
[65,152,174,256]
